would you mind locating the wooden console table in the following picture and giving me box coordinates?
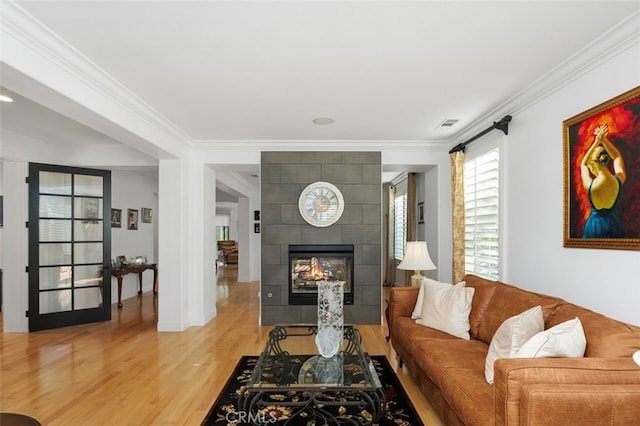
[111,263,158,308]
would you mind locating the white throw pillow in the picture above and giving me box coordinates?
[515,317,586,359]
[484,305,544,384]
[416,281,474,339]
[411,278,451,319]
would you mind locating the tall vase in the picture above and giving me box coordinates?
[315,280,344,358]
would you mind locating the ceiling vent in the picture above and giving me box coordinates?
[438,119,460,128]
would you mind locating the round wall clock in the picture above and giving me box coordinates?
[298,181,345,227]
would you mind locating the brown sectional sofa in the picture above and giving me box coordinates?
[388,274,640,425]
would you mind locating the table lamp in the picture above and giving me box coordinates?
[398,241,437,286]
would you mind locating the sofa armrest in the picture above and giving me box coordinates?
[520,383,640,425]
[388,287,419,336]
[494,357,640,426]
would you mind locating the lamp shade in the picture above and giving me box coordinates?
[398,241,437,271]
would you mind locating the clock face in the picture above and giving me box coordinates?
[298,181,344,227]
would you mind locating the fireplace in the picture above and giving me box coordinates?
[289,244,354,305]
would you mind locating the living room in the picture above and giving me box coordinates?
[1,1,639,423]
[2,1,639,332]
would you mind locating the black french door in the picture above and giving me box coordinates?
[28,163,111,331]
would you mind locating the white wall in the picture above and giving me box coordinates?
[110,170,157,303]
[503,41,640,326]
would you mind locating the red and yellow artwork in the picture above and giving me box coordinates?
[564,86,640,250]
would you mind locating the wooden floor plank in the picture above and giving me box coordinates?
[0,265,443,425]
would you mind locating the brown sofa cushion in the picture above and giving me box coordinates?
[413,338,488,389]
[477,283,560,345]
[464,274,499,339]
[392,317,457,360]
[549,302,640,358]
[440,368,494,425]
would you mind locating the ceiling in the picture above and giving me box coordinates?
[2,1,639,155]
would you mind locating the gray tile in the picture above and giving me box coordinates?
[263,225,301,245]
[260,204,281,225]
[260,163,281,183]
[339,204,363,225]
[262,306,302,325]
[355,264,383,285]
[342,184,381,205]
[362,204,382,225]
[262,184,303,204]
[262,245,282,264]
[300,152,342,164]
[321,164,362,184]
[281,204,305,224]
[361,245,382,265]
[341,152,381,164]
[281,164,322,183]
[301,226,344,244]
[262,152,302,164]
[362,164,382,183]
[261,264,288,285]
[341,224,381,244]
[261,285,281,306]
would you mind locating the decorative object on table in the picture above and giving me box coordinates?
[132,256,147,265]
[111,208,122,228]
[201,355,424,426]
[418,201,424,224]
[398,241,437,287]
[563,85,640,250]
[115,255,127,268]
[141,208,152,223]
[316,280,344,358]
[127,208,138,230]
[298,181,344,227]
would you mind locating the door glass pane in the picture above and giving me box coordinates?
[74,198,103,220]
[39,290,72,314]
[39,171,72,195]
[74,242,103,264]
[74,175,103,197]
[39,267,72,290]
[74,265,103,288]
[39,243,72,266]
[39,195,72,218]
[39,219,71,242]
[74,288,103,310]
[74,220,103,241]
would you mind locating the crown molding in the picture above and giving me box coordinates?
[192,139,451,152]
[451,9,640,146]
[1,0,193,156]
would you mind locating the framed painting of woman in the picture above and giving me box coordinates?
[563,86,640,250]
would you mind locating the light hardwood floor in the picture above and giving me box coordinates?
[0,265,444,425]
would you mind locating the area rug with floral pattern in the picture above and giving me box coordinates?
[202,355,423,425]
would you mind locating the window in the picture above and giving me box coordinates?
[464,148,500,279]
[216,226,229,241]
[393,178,408,260]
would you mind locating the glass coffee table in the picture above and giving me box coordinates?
[238,324,385,425]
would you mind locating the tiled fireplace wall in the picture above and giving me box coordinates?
[260,152,382,325]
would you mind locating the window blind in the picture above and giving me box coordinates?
[464,148,500,280]
[393,179,408,261]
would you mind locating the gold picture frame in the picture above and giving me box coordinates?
[563,86,640,250]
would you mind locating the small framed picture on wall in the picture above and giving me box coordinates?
[141,208,152,223]
[111,208,122,228]
[128,209,139,230]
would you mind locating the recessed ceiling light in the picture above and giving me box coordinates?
[0,95,14,103]
[313,117,334,125]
